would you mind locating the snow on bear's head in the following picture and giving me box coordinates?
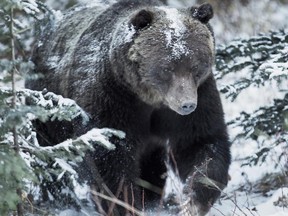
[110,3,215,115]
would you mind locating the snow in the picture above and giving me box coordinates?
[163,164,185,202]
[58,209,92,216]
[211,76,288,216]
[110,22,136,56]
[122,24,136,43]
[269,66,288,79]
[78,128,124,150]
[47,55,59,69]
[22,0,41,15]
[13,18,29,30]
[23,88,89,123]
[208,134,288,216]
[71,0,115,12]
[52,10,64,24]
[214,29,287,215]
[158,7,190,59]
[210,188,288,216]
[53,158,77,180]
[40,128,124,152]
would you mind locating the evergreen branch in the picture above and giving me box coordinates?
[22,88,90,124]
[229,93,288,141]
[216,30,288,101]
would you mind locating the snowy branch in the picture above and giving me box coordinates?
[215,29,288,101]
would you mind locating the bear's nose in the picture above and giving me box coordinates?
[181,102,197,114]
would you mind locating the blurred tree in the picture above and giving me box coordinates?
[0,1,46,215]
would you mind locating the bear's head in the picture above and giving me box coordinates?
[110,3,214,115]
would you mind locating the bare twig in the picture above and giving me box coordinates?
[142,189,145,213]
[130,183,135,215]
[193,164,251,216]
[168,145,180,177]
[107,178,125,216]
[91,185,107,216]
[90,190,144,216]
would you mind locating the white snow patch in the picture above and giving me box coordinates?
[52,10,64,24]
[269,65,288,79]
[41,128,124,152]
[110,22,136,53]
[78,0,116,7]
[163,164,185,202]
[69,0,114,13]
[19,151,35,169]
[47,55,59,69]
[158,7,190,59]
[74,182,90,200]
[47,190,55,201]
[13,18,29,30]
[123,25,136,43]
[53,158,77,180]
[80,33,109,72]
[58,209,89,216]
[253,188,288,216]
[80,128,125,150]
[37,40,43,47]
[220,79,286,121]
[208,111,288,216]
[210,188,288,216]
[22,0,41,15]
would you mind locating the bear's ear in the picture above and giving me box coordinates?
[130,10,153,30]
[190,3,213,24]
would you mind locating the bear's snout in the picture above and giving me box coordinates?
[164,75,198,115]
[180,101,197,115]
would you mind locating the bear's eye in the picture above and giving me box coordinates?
[158,68,172,81]
[194,72,201,81]
[191,65,202,81]
[191,65,199,71]
[204,63,210,71]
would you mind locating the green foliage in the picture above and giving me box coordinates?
[0,1,123,213]
[0,0,105,214]
[0,145,35,215]
[0,1,45,215]
[0,84,125,214]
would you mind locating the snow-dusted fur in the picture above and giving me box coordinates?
[27,0,231,215]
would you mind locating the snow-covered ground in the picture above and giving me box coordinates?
[210,132,287,216]
[208,0,288,214]
[211,188,288,216]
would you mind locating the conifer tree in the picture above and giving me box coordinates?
[216,29,288,169]
[0,1,125,215]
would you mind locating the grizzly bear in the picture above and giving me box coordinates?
[27,0,231,215]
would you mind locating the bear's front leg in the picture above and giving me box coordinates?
[79,137,142,215]
[164,139,231,216]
